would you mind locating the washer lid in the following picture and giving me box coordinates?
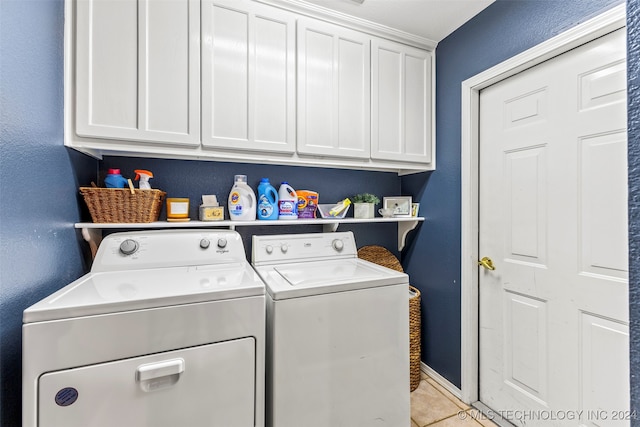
[254,258,408,300]
[23,263,265,323]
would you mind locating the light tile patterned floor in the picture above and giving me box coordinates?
[411,373,498,427]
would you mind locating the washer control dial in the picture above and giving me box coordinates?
[119,239,139,255]
[265,245,273,254]
[200,239,210,249]
[217,238,227,249]
[332,239,344,252]
[280,244,289,254]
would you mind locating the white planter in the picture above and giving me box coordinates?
[354,203,375,219]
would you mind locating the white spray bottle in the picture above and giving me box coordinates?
[134,169,153,190]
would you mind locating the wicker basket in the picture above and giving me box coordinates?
[80,187,166,223]
[408,285,422,391]
[357,245,422,391]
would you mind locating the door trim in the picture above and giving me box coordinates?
[460,3,626,404]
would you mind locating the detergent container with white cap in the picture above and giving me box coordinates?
[278,182,298,219]
[257,178,279,220]
[228,175,257,221]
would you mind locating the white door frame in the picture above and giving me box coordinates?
[459,4,626,404]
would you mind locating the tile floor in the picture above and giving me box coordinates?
[411,372,498,427]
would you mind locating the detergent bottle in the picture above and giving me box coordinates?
[257,178,279,220]
[278,182,298,219]
[228,175,257,221]
[104,169,128,188]
[134,169,153,189]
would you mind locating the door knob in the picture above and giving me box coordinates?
[478,257,496,270]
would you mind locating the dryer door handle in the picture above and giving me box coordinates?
[136,358,185,382]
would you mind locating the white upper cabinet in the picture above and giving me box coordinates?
[297,18,371,159]
[201,0,296,154]
[66,0,435,174]
[371,38,433,164]
[74,0,200,146]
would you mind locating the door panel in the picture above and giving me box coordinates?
[479,29,628,425]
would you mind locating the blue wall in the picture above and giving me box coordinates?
[402,0,624,387]
[626,0,640,422]
[0,0,96,424]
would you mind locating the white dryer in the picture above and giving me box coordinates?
[23,229,265,427]
[252,231,410,427]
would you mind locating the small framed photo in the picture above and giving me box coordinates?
[383,196,413,217]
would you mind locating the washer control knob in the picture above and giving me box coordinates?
[265,245,273,254]
[217,238,227,248]
[119,239,139,255]
[200,239,210,249]
[332,239,344,252]
[280,244,289,253]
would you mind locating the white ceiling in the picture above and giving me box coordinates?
[296,0,495,43]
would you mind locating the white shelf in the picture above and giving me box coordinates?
[76,217,424,254]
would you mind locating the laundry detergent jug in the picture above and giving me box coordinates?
[257,178,279,220]
[228,175,257,221]
[278,182,298,219]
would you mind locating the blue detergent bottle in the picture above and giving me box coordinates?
[104,168,128,188]
[257,178,279,220]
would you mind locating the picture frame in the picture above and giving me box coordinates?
[383,196,413,217]
[411,203,420,217]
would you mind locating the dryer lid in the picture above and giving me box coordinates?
[23,263,265,323]
[255,258,408,300]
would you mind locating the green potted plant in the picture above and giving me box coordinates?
[350,193,380,219]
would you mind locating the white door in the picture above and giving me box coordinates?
[479,29,629,426]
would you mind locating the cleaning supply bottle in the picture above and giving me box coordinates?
[134,169,153,189]
[278,182,298,219]
[228,175,257,221]
[104,169,128,188]
[257,178,279,220]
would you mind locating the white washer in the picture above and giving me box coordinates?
[252,231,410,427]
[23,229,265,427]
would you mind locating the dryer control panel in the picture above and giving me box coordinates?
[92,230,247,272]
[252,232,357,265]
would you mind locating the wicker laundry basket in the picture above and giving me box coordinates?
[80,187,166,223]
[357,245,422,392]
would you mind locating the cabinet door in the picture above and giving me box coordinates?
[297,18,371,159]
[201,0,296,154]
[75,0,200,146]
[371,39,433,164]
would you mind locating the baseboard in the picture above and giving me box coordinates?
[420,362,463,401]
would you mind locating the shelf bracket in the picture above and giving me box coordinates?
[323,222,340,233]
[81,227,103,259]
[398,220,419,251]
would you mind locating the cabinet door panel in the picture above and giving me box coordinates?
[371,39,432,164]
[404,53,430,159]
[338,37,369,154]
[298,18,370,159]
[76,0,138,130]
[208,5,249,141]
[202,0,295,153]
[143,1,194,135]
[299,28,335,150]
[75,0,200,145]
